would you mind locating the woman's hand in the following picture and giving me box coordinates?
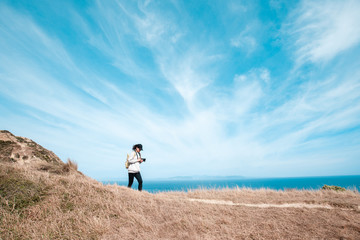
[138,158,143,163]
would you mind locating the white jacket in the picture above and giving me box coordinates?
[128,150,141,173]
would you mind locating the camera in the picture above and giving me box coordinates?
[142,158,146,162]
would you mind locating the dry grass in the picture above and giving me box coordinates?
[1,162,360,240]
[36,158,80,176]
[64,158,78,172]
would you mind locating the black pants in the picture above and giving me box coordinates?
[128,172,143,191]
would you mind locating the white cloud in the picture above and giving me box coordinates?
[0,5,75,72]
[259,69,270,84]
[158,51,214,109]
[230,26,257,54]
[1,1,359,179]
[258,69,360,151]
[85,1,152,80]
[227,1,248,13]
[234,68,270,85]
[288,0,360,63]
[107,2,217,109]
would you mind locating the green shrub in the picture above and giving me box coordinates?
[15,137,26,143]
[322,184,346,191]
[0,170,47,211]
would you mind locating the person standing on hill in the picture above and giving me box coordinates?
[127,144,144,191]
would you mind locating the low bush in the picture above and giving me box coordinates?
[322,184,346,191]
[0,168,47,211]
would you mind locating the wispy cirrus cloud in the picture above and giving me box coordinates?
[230,26,257,54]
[1,0,359,179]
[85,1,156,80]
[286,0,360,64]
[87,1,217,108]
[0,3,151,163]
[0,4,75,72]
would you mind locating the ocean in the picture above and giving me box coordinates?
[103,175,360,193]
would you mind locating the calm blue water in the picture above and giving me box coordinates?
[103,175,360,193]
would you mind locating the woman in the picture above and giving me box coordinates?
[127,144,144,191]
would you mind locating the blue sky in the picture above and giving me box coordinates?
[1,0,360,180]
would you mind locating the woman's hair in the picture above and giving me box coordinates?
[132,144,143,151]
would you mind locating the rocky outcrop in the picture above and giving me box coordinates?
[0,130,63,166]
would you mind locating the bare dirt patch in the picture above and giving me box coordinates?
[187,198,347,210]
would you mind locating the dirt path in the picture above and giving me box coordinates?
[188,198,357,210]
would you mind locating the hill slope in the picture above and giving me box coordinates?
[0,130,62,166]
[1,131,360,239]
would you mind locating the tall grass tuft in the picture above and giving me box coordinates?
[63,158,78,172]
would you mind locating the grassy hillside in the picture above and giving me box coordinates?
[1,162,360,240]
[1,130,360,239]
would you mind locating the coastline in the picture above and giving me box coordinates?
[103,175,360,193]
